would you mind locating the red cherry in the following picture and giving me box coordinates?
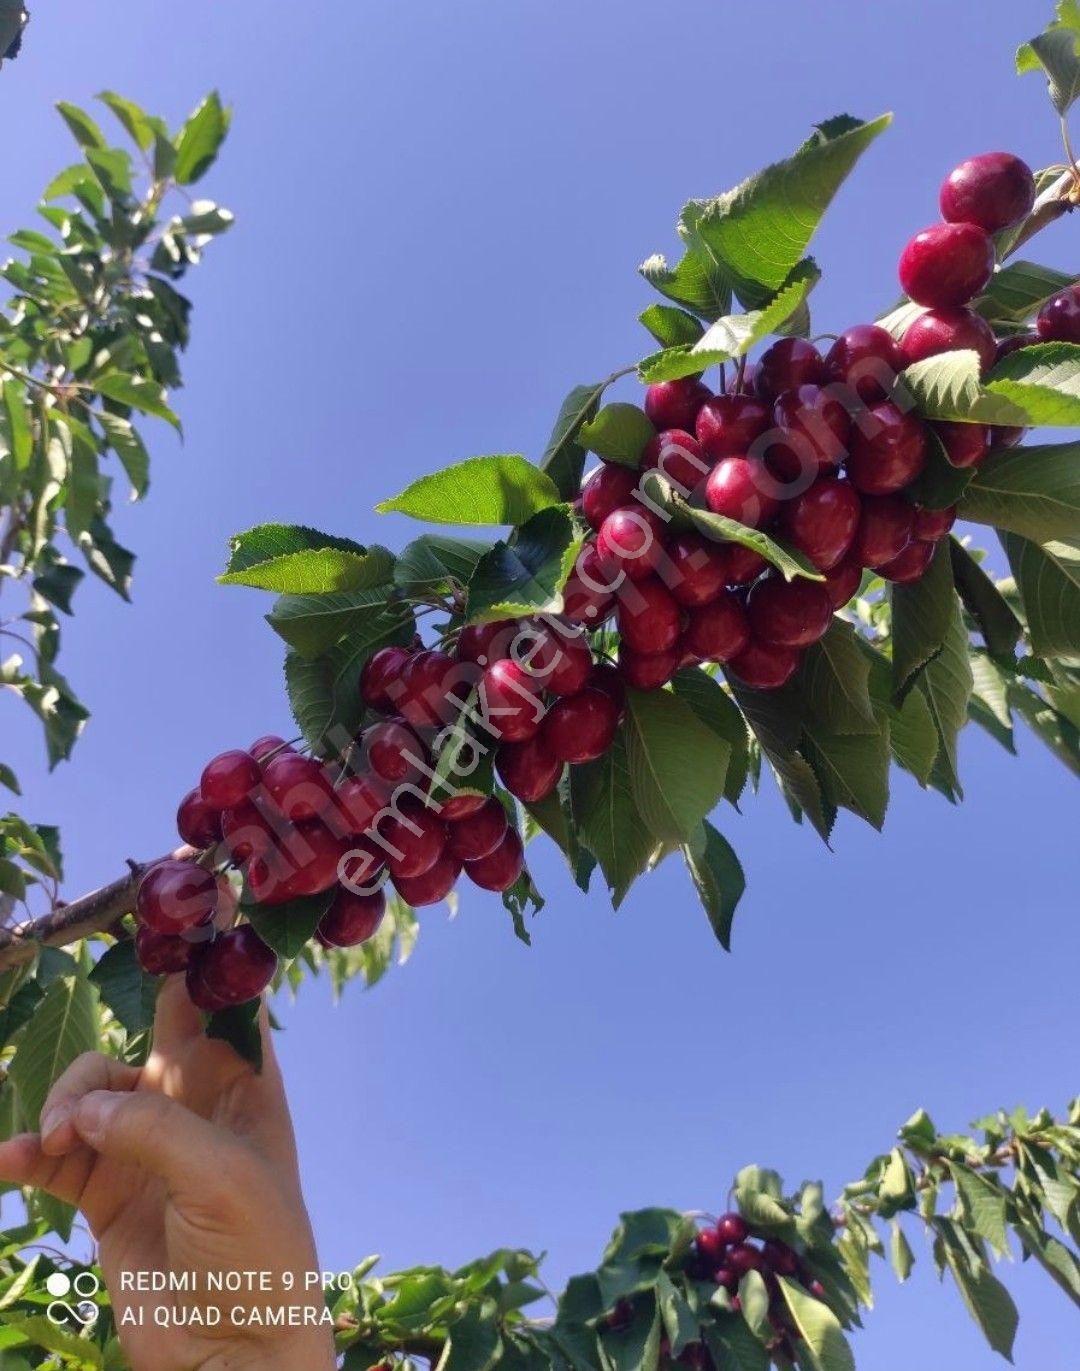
[777,478,861,571]
[334,772,389,835]
[747,575,832,649]
[824,324,905,403]
[587,663,626,714]
[618,647,681,690]
[755,339,826,403]
[262,752,335,823]
[932,420,989,469]
[456,619,517,666]
[480,659,545,743]
[912,504,957,542]
[989,424,1025,449]
[582,464,640,530]
[898,223,994,309]
[379,797,447,880]
[597,506,667,581]
[360,645,413,713]
[851,495,914,569]
[563,541,619,626]
[716,1213,750,1246]
[762,1241,800,1278]
[437,792,489,822]
[822,555,863,609]
[248,734,294,767]
[644,378,711,432]
[338,837,388,892]
[463,827,525,892]
[176,788,223,850]
[846,403,928,495]
[363,719,428,786]
[713,1266,738,1293]
[1036,285,1080,343]
[995,331,1040,363]
[769,385,852,480]
[197,925,278,1006]
[900,308,997,373]
[642,429,710,493]
[393,850,462,906]
[135,925,193,976]
[526,621,594,696]
[316,887,386,947]
[496,734,562,803]
[220,802,277,864]
[390,649,459,729]
[137,860,218,935]
[940,152,1036,233]
[682,591,751,662]
[541,688,620,763]
[704,457,778,529]
[199,750,260,812]
[727,638,800,690]
[695,395,771,462]
[695,1228,728,1267]
[726,1244,765,1277]
[877,539,936,584]
[445,797,508,862]
[724,544,770,585]
[185,956,228,1013]
[617,577,683,654]
[668,532,730,607]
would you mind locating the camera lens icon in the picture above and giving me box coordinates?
[46,1270,101,1328]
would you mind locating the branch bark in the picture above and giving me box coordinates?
[0,846,195,972]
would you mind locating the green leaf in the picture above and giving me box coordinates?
[578,404,656,468]
[174,91,231,184]
[796,622,877,733]
[219,523,393,594]
[465,505,581,623]
[623,687,729,842]
[905,424,976,511]
[889,1222,915,1283]
[685,114,891,307]
[959,440,1080,544]
[247,891,334,960]
[656,1271,698,1358]
[8,975,99,1128]
[55,101,107,150]
[570,734,654,908]
[669,668,750,806]
[0,1316,104,1369]
[936,1220,1018,1360]
[88,941,157,1037]
[394,534,496,597]
[638,304,705,349]
[96,90,154,150]
[0,980,43,1051]
[803,724,890,831]
[524,778,595,894]
[442,1304,502,1371]
[540,380,610,500]
[949,1164,1009,1258]
[206,998,263,1071]
[1002,534,1080,659]
[267,586,405,658]
[969,649,1015,751]
[727,679,833,842]
[901,343,1080,427]
[777,1277,854,1371]
[377,455,560,527]
[92,372,179,429]
[681,821,745,951]
[98,411,150,498]
[0,764,20,796]
[891,540,957,701]
[3,380,33,471]
[918,596,975,800]
[639,232,732,322]
[949,539,1022,659]
[1017,3,1080,114]
[975,261,1076,326]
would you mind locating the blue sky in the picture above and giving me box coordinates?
[2,2,1078,1367]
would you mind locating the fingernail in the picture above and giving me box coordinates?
[39,1103,70,1141]
[75,1092,121,1145]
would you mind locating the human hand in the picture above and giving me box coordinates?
[0,977,337,1371]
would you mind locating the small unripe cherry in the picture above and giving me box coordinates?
[617,577,683,654]
[727,639,800,690]
[911,504,957,542]
[445,797,509,862]
[877,539,936,584]
[618,646,681,690]
[755,339,826,404]
[704,457,778,529]
[597,506,667,582]
[541,689,620,764]
[496,735,562,803]
[582,464,640,530]
[747,576,832,649]
[900,308,997,373]
[898,222,994,308]
[137,860,218,936]
[317,887,386,948]
[360,645,413,713]
[668,532,730,607]
[392,850,462,907]
[199,750,260,812]
[940,152,1036,233]
[644,377,711,432]
[464,827,526,892]
[176,788,223,850]
[135,925,193,976]
[695,394,771,461]
[851,495,914,569]
[681,591,750,662]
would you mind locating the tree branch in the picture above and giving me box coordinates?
[0,846,194,971]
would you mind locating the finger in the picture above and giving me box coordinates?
[152,972,204,1048]
[0,1133,95,1206]
[39,1054,141,1157]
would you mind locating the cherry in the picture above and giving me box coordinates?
[445,797,508,861]
[338,837,388,892]
[898,222,994,308]
[727,638,800,690]
[456,618,517,666]
[776,477,861,571]
[463,827,525,892]
[877,538,936,584]
[932,419,989,469]
[597,506,667,581]
[682,591,750,662]
[940,152,1036,233]
[496,734,562,803]
[755,339,826,404]
[363,719,428,786]
[526,621,594,696]
[438,792,489,822]
[695,1227,728,1267]
[762,1240,800,1278]
[644,377,711,432]
[137,860,218,935]
[220,801,277,863]
[695,395,771,462]
[747,575,832,649]
[768,385,852,479]
[262,751,335,823]
[713,1214,748,1250]
[704,457,778,529]
[278,821,348,897]
[197,925,278,1007]
[316,887,386,948]
[176,788,223,850]
[900,307,997,373]
[850,495,914,569]
[642,429,710,493]
[379,797,447,880]
[822,555,863,609]
[248,735,294,767]
[393,850,462,906]
[1036,285,1080,343]
[726,1244,765,1278]
[617,577,683,654]
[618,646,681,690]
[480,659,545,743]
[245,852,293,906]
[713,1266,738,1293]
[912,504,957,542]
[391,649,459,729]
[725,543,770,585]
[135,925,193,976]
[185,956,228,1013]
[334,772,389,835]
[807,1280,827,1301]
[588,662,626,715]
[360,645,413,713]
[989,423,1025,449]
[824,324,905,403]
[582,463,640,530]
[542,688,620,763]
[563,541,619,626]
[995,330,1040,362]
[667,532,730,607]
[199,750,260,812]
[846,402,927,495]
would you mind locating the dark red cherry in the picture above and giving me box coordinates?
[496,735,562,803]
[390,649,459,729]
[727,639,800,690]
[695,1228,728,1267]
[898,222,994,308]
[541,688,620,764]
[644,378,712,432]
[563,541,619,625]
[1036,285,1080,343]
[851,495,914,569]
[526,621,594,696]
[776,478,861,572]
[362,719,428,786]
[276,820,348,898]
[716,1213,750,1246]
[762,1240,800,1278]
[704,457,778,529]
[262,752,335,823]
[455,618,517,666]
[137,860,218,936]
[480,659,545,743]
[185,955,228,1013]
[444,797,508,862]
[726,1244,765,1278]
[334,772,389,835]
[437,792,489,822]
[379,797,447,880]
[822,555,863,609]
[755,339,826,404]
[995,330,1040,363]
[316,887,386,948]
[713,1266,738,1293]
[582,464,640,530]
[617,577,683,654]
[197,925,278,1007]
[463,827,525,892]
[695,395,771,462]
[668,532,730,607]
[248,735,295,768]
[199,750,260,812]
[877,539,936,584]
[597,506,667,581]
[360,645,413,713]
[932,420,989,469]
[642,429,710,493]
[618,647,681,690]
[912,504,957,542]
[824,324,905,404]
[135,925,193,976]
[900,308,997,373]
[846,403,928,495]
[587,663,626,715]
[681,591,751,662]
[940,152,1036,233]
[392,850,462,907]
[747,576,832,649]
[220,801,277,864]
[724,544,770,585]
[176,788,223,850]
[769,384,852,480]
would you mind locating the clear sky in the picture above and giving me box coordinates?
[2,3,1078,1367]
